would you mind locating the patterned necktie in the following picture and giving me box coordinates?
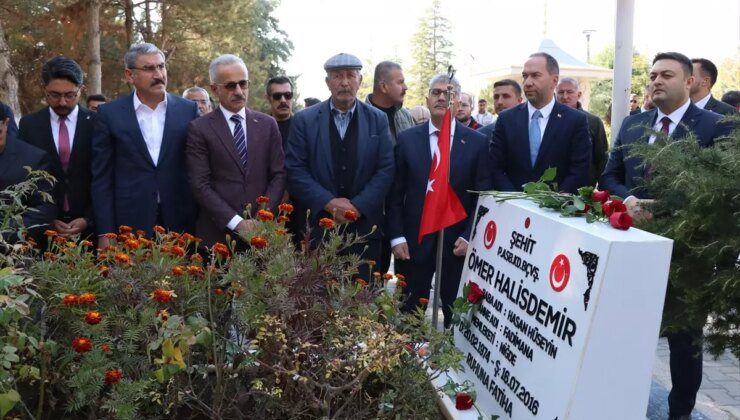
[58,116,71,212]
[659,116,670,135]
[230,114,248,169]
[529,110,542,167]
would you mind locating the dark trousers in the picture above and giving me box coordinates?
[667,328,704,416]
[396,240,464,328]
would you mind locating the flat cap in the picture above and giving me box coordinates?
[323,53,363,71]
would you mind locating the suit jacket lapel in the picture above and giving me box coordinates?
[158,93,176,166]
[124,93,156,168]
[420,122,433,174]
[39,108,60,164]
[210,108,245,174]
[512,104,531,168]
[535,102,562,168]
[673,103,701,139]
[244,108,262,180]
[69,108,92,169]
[354,102,368,182]
[450,121,465,177]
[318,102,333,179]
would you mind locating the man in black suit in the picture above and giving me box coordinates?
[0,101,17,141]
[629,93,642,115]
[19,56,95,240]
[0,106,55,244]
[490,52,591,194]
[600,52,732,420]
[477,79,523,142]
[556,77,608,186]
[690,58,737,116]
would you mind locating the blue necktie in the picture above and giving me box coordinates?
[230,114,248,169]
[529,110,542,167]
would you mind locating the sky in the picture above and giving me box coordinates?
[274,0,740,100]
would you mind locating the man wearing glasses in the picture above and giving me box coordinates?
[185,54,286,247]
[182,87,213,116]
[92,43,199,246]
[265,76,294,151]
[18,56,96,240]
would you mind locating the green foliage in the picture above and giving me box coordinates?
[628,117,740,357]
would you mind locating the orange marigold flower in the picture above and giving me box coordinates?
[187,265,204,275]
[62,294,79,306]
[397,280,408,289]
[155,309,169,321]
[319,218,335,229]
[100,343,111,352]
[124,239,139,250]
[118,225,133,234]
[44,229,57,237]
[373,271,381,278]
[54,236,67,245]
[419,298,430,305]
[171,266,185,276]
[154,225,166,234]
[71,336,93,353]
[213,242,230,259]
[257,209,274,222]
[278,202,294,214]
[207,264,219,274]
[250,236,268,249]
[151,288,174,303]
[343,210,359,222]
[99,265,110,278]
[138,238,152,247]
[114,253,130,264]
[170,246,185,257]
[190,253,203,262]
[275,228,288,236]
[160,245,171,254]
[104,368,122,385]
[395,273,405,281]
[43,252,57,261]
[85,311,103,325]
[103,232,118,240]
[79,292,97,305]
[277,215,290,224]
[214,288,224,295]
[81,240,94,248]
[135,229,146,237]
[256,195,270,204]
[367,259,377,266]
[383,273,394,281]
[356,278,369,287]
[26,238,38,248]
[180,233,195,243]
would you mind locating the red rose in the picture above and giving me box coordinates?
[467,281,485,304]
[609,211,633,230]
[455,392,474,410]
[591,190,610,204]
[602,199,627,216]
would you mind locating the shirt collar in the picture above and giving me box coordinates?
[329,99,356,116]
[428,118,457,138]
[133,90,167,111]
[49,104,79,124]
[656,98,691,126]
[220,104,246,122]
[527,96,556,120]
[694,93,712,110]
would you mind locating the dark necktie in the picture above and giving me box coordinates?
[59,116,71,212]
[660,116,670,135]
[230,114,248,169]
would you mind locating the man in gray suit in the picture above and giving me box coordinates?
[185,54,286,246]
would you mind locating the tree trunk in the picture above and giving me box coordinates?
[143,0,152,42]
[87,0,102,95]
[0,18,20,117]
[124,0,133,47]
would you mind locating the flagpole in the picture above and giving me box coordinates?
[430,65,456,330]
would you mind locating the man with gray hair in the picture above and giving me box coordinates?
[285,53,394,279]
[185,54,285,247]
[365,61,415,144]
[556,77,608,186]
[183,86,213,116]
[386,73,492,327]
[92,42,199,246]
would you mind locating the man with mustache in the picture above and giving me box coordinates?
[182,87,213,116]
[285,53,394,279]
[92,43,199,245]
[19,56,96,240]
[386,74,491,327]
[186,54,286,247]
[265,76,294,151]
[490,52,591,194]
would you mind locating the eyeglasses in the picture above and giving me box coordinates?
[45,89,80,101]
[428,88,458,98]
[215,80,249,90]
[129,63,166,73]
[271,92,293,101]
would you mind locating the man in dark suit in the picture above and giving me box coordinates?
[0,101,17,141]
[629,94,642,115]
[285,53,394,277]
[387,74,492,326]
[186,54,286,247]
[600,52,732,420]
[490,52,591,194]
[92,43,199,247]
[477,79,523,143]
[0,108,55,244]
[19,56,95,240]
[556,77,609,186]
[690,58,737,116]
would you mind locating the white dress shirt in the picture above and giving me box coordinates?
[694,93,711,110]
[527,96,556,141]
[648,98,691,144]
[50,105,78,152]
[390,120,462,248]
[475,111,495,126]
[133,92,167,165]
[220,105,249,231]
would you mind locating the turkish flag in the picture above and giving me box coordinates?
[418,109,467,243]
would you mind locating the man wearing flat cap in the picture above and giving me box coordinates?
[285,53,394,278]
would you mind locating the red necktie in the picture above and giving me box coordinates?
[660,116,670,135]
[58,116,71,212]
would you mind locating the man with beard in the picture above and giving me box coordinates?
[19,56,96,240]
[490,52,590,193]
[689,58,737,115]
[455,93,480,129]
[186,55,286,247]
[478,79,523,143]
[92,43,199,246]
[265,76,294,150]
[285,53,394,279]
